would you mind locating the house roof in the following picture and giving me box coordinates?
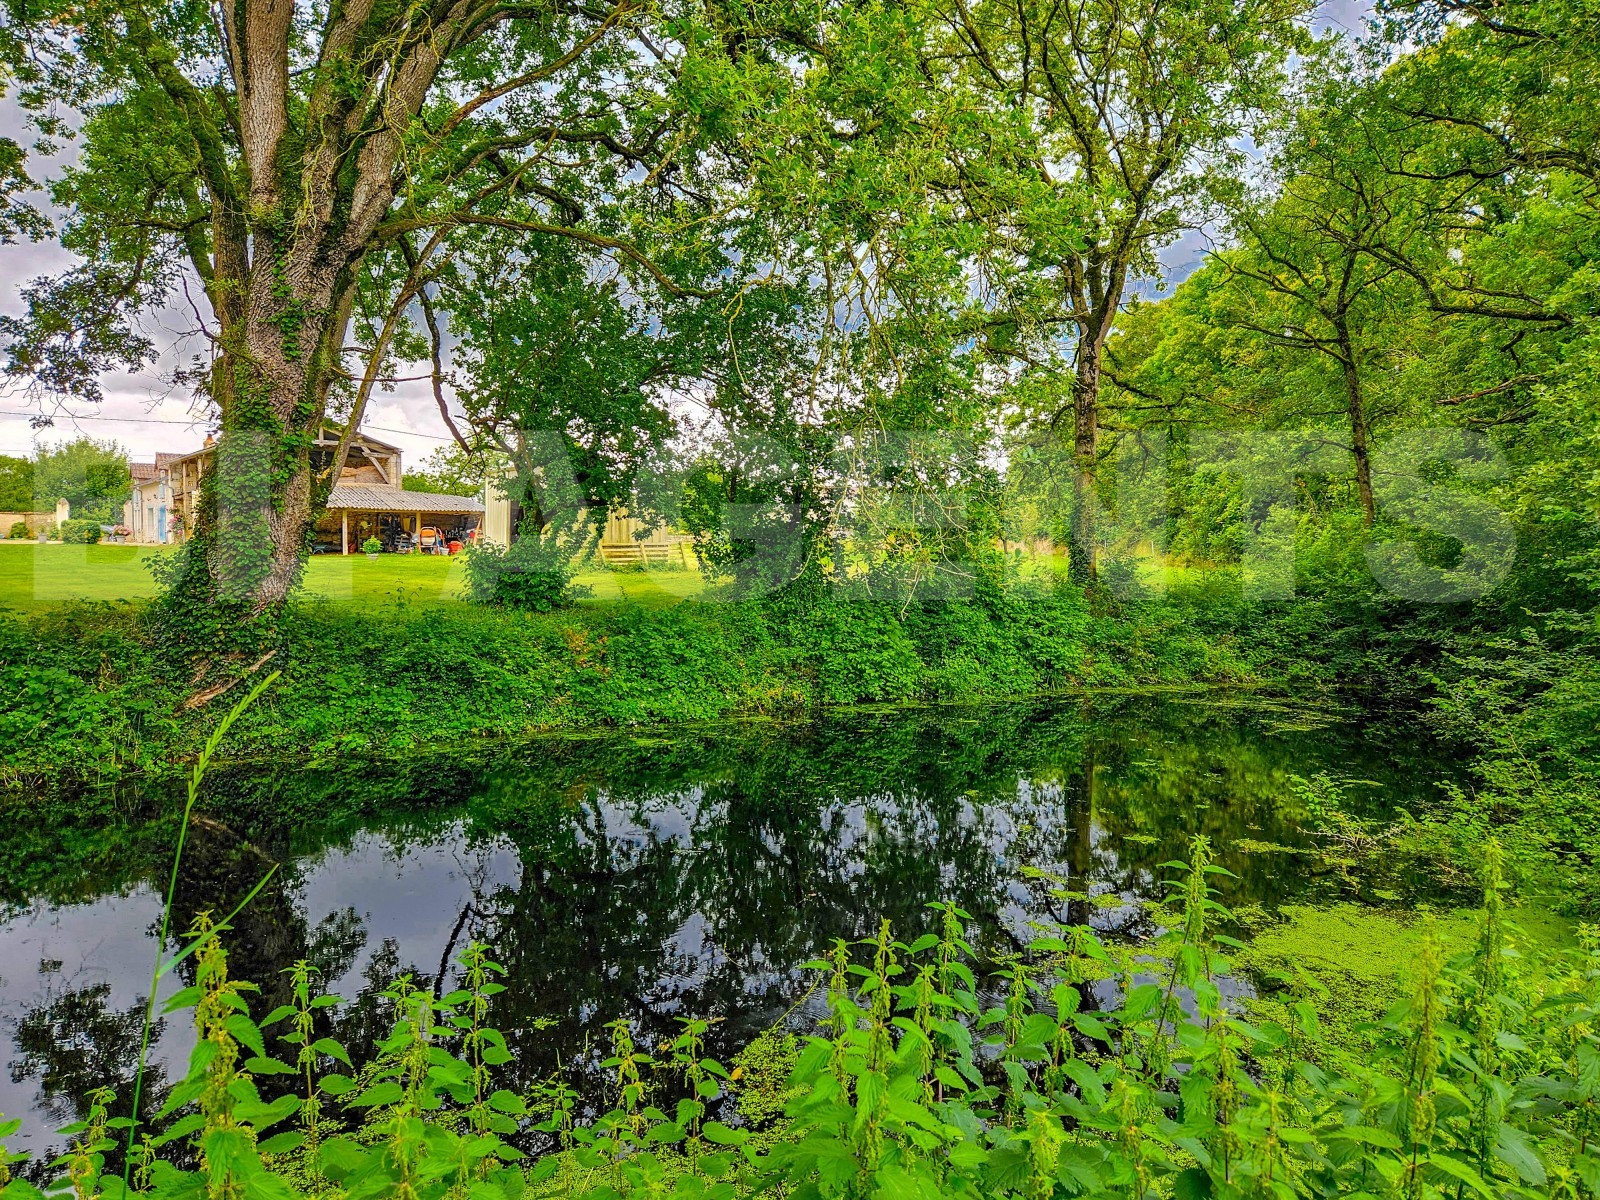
[314,428,403,455]
[327,484,483,514]
[132,451,196,482]
[163,446,210,469]
[153,430,397,474]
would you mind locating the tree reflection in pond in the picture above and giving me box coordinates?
[0,696,1451,1162]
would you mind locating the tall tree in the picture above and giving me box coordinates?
[0,0,779,621]
[0,454,31,511]
[32,438,132,522]
[927,0,1310,578]
[1216,82,1444,525]
[1382,0,1600,187]
[401,445,489,499]
[437,230,803,530]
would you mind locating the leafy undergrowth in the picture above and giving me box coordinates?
[1,582,1389,788]
[4,840,1598,1200]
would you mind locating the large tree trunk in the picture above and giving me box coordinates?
[1334,318,1377,527]
[105,0,672,635]
[169,0,445,622]
[187,246,353,618]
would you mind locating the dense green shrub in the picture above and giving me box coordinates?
[1420,630,1600,910]
[463,525,591,611]
[57,518,102,544]
[0,603,181,787]
[7,521,27,539]
[760,588,925,706]
[0,582,1389,789]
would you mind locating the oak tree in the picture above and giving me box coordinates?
[928,0,1310,577]
[0,0,777,619]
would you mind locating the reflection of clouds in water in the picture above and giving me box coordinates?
[649,912,711,1012]
[0,889,196,1161]
[580,787,712,849]
[579,781,1077,884]
[294,826,521,998]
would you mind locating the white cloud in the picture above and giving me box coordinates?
[0,95,460,464]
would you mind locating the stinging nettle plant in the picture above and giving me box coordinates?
[2,826,1595,1200]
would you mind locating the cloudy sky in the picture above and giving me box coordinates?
[0,105,461,468]
[0,187,460,467]
[0,0,1371,469]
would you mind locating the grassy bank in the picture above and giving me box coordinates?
[2,573,1405,789]
[6,551,1594,920]
[6,545,1592,918]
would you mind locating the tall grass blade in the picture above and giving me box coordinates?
[122,670,280,1183]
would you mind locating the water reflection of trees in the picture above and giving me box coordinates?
[9,976,169,1128]
[4,698,1450,1135]
[6,973,172,1184]
[471,773,1083,1095]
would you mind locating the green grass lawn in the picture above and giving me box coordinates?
[1010,549,1247,598]
[0,542,706,612]
[0,540,1230,614]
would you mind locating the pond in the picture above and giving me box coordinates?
[0,695,1453,1164]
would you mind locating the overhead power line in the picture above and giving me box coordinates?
[0,409,454,442]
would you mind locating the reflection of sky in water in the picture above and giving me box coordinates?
[295,828,523,996]
[0,889,191,1159]
[0,782,1098,1155]
[1,700,1447,1165]
[0,832,522,1162]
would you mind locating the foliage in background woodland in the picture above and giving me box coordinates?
[0,441,130,521]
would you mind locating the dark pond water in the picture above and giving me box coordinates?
[0,695,1452,1163]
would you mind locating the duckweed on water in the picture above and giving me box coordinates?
[1241,900,1577,1044]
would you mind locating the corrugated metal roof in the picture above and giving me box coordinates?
[328,484,483,514]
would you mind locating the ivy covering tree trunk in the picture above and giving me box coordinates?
[0,0,789,619]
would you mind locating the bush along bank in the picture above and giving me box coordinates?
[0,578,1400,790]
[1,838,1590,1200]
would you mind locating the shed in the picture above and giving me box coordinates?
[319,483,484,554]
